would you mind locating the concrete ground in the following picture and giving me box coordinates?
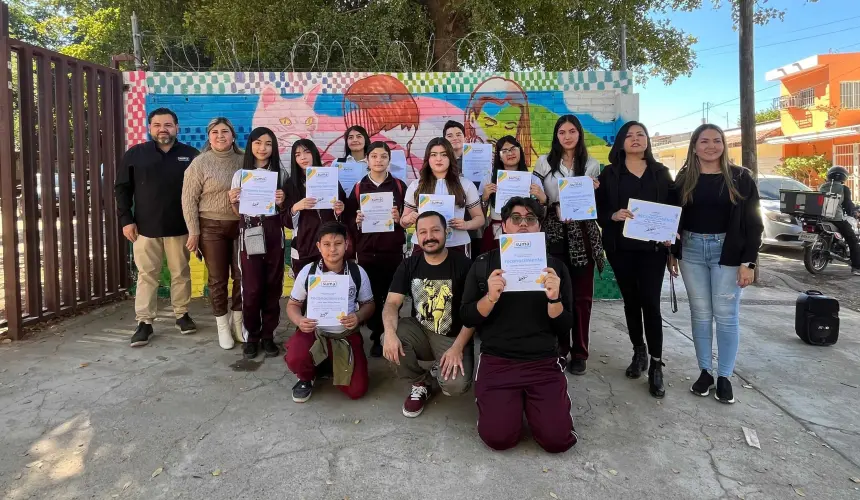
[1,273,860,500]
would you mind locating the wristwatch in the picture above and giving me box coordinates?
[742,262,757,270]
[547,296,562,304]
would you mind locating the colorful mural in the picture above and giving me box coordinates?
[123,70,637,298]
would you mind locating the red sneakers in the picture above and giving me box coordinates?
[402,383,431,418]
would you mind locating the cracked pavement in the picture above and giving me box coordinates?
[1,278,859,499]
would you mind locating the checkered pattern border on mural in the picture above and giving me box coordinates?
[560,71,632,92]
[124,71,148,148]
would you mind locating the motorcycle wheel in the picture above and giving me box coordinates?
[803,240,829,274]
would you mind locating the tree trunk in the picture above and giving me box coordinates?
[426,0,464,71]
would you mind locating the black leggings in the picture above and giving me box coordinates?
[606,250,668,359]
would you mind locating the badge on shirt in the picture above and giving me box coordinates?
[178,157,191,162]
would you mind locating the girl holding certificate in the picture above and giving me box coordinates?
[596,121,674,398]
[282,139,349,278]
[668,124,762,405]
[347,141,408,358]
[400,138,484,257]
[480,135,546,253]
[228,127,289,360]
[181,117,244,350]
[336,125,370,164]
[533,115,603,376]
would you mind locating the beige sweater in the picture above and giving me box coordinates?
[181,149,243,235]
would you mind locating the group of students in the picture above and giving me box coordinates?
[117,107,763,454]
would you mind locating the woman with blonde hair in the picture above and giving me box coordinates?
[668,123,763,404]
[182,117,245,350]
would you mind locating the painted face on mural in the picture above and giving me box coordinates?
[623,125,648,157]
[208,124,234,152]
[347,130,366,155]
[149,114,177,145]
[498,141,521,168]
[294,145,315,169]
[427,145,450,177]
[556,121,580,151]
[695,129,724,163]
[479,106,522,145]
[367,147,390,174]
[444,127,465,153]
[252,134,273,165]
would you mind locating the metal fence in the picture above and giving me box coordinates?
[0,3,128,339]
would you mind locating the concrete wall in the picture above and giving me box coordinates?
[123,70,637,298]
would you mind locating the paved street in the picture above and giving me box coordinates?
[759,247,858,313]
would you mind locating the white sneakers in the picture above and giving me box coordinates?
[231,310,244,343]
[215,314,234,350]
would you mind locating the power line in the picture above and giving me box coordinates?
[696,14,860,53]
[700,25,859,58]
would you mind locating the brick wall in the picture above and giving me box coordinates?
[123,70,638,298]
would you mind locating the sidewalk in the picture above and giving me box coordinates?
[1,282,859,499]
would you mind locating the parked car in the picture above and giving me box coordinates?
[758,174,811,250]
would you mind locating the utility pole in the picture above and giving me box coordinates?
[620,23,628,71]
[739,0,759,279]
[131,12,143,70]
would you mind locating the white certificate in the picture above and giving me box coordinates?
[238,169,278,216]
[558,177,597,221]
[306,274,349,327]
[495,170,531,214]
[461,143,493,184]
[622,199,682,243]
[360,191,394,233]
[418,194,455,221]
[499,232,548,292]
[334,161,365,197]
[305,167,339,210]
[389,149,409,182]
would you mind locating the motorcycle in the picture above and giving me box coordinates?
[797,214,859,274]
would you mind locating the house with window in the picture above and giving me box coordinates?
[764,52,860,194]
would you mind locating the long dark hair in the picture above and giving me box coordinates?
[414,137,467,207]
[343,125,370,159]
[677,123,743,205]
[243,127,281,173]
[290,138,322,195]
[489,135,528,208]
[608,121,658,167]
[546,114,589,176]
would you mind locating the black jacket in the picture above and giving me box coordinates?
[672,166,763,266]
[595,160,673,253]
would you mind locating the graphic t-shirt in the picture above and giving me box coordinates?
[388,252,473,337]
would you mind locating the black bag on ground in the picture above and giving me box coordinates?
[795,290,839,346]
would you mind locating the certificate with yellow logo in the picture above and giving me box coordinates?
[360,191,394,233]
[499,232,547,292]
[495,170,531,214]
[238,169,278,216]
[558,177,597,221]
[306,274,349,327]
[305,167,339,210]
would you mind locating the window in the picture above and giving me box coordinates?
[796,87,814,107]
[840,81,860,109]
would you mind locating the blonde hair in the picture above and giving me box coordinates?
[677,124,743,205]
[202,117,242,154]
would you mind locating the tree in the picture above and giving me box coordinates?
[776,154,830,187]
[737,107,779,125]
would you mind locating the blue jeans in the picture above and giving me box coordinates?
[678,232,742,377]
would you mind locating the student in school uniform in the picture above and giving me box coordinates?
[347,141,408,358]
[399,138,485,258]
[337,125,371,164]
[445,120,484,258]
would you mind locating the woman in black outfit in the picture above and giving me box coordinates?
[596,121,673,398]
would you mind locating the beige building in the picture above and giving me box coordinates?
[652,121,784,178]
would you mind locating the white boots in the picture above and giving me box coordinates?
[215,314,234,350]
[231,310,244,343]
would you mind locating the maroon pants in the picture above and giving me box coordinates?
[567,260,595,360]
[283,328,369,400]
[239,217,285,342]
[357,253,403,341]
[475,353,577,454]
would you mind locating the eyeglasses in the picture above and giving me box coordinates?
[500,146,520,155]
[509,214,539,226]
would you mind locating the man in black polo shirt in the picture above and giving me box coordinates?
[461,196,577,453]
[115,107,199,347]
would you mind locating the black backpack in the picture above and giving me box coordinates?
[473,252,492,295]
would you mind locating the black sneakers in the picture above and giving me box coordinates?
[690,370,715,397]
[625,345,648,379]
[292,379,314,403]
[261,339,279,357]
[243,341,259,359]
[567,358,587,375]
[175,313,197,334]
[130,323,153,347]
[648,358,666,399]
[370,338,383,358]
[715,376,735,404]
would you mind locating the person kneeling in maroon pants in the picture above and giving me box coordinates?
[284,222,375,403]
[461,196,578,453]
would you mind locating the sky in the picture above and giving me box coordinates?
[640,0,860,136]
